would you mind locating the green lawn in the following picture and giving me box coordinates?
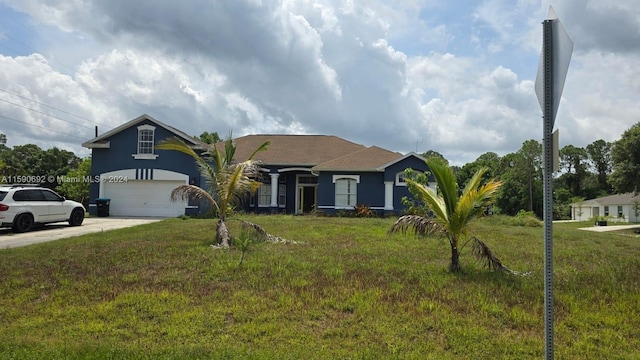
[0,215,638,359]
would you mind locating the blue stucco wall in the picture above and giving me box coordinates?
[87,119,203,215]
[316,171,385,213]
[384,155,431,212]
[383,156,429,182]
[315,156,432,215]
[242,169,313,214]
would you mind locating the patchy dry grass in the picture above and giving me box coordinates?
[0,215,638,359]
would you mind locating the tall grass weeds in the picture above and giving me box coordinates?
[0,215,638,359]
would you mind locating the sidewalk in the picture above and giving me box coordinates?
[578,224,640,232]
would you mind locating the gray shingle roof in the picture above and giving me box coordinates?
[572,193,640,206]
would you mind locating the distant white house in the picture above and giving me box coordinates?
[570,193,640,223]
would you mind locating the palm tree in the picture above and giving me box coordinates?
[157,134,269,247]
[389,158,513,273]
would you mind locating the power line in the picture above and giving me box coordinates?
[0,97,94,130]
[0,88,104,125]
[0,113,89,141]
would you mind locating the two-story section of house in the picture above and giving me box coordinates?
[82,114,207,217]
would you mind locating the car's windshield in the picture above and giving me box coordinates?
[0,191,7,201]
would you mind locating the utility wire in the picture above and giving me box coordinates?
[0,97,94,130]
[0,88,105,126]
[0,113,89,141]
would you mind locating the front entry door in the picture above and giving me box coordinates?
[297,186,316,214]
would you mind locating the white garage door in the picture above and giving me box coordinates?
[103,180,187,217]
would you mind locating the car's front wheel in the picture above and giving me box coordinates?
[13,213,34,233]
[69,208,85,226]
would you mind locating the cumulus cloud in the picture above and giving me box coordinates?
[0,0,638,166]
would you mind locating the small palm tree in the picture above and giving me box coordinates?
[389,158,513,273]
[157,134,269,247]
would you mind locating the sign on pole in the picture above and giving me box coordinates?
[535,7,574,125]
[534,6,573,360]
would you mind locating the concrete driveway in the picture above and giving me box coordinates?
[0,217,164,249]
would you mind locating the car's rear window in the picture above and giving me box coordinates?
[0,191,7,201]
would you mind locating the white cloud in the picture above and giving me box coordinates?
[0,0,637,167]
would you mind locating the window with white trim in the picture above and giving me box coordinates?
[334,175,359,207]
[133,125,158,159]
[395,171,408,186]
[258,183,271,207]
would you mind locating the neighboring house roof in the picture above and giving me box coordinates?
[571,193,640,207]
[82,114,206,149]
[312,146,402,171]
[226,134,367,166]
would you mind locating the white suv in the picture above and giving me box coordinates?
[0,185,86,233]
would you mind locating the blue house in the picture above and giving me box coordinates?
[83,114,432,217]
[214,135,433,215]
[82,114,207,217]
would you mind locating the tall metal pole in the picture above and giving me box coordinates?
[542,19,555,360]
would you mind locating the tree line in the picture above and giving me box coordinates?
[2,122,639,220]
[0,139,91,206]
[442,122,640,219]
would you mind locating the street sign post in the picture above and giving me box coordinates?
[534,6,573,360]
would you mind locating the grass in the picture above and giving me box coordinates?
[0,215,638,359]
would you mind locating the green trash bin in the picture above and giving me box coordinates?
[96,198,110,217]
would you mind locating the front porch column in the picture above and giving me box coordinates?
[270,173,279,208]
[384,181,394,211]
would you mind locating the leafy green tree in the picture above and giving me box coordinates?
[198,131,221,145]
[552,188,573,220]
[389,158,511,273]
[495,140,543,216]
[456,152,500,191]
[421,150,449,166]
[610,122,640,194]
[157,134,269,247]
[558,145,588,196]
[400,168,432,216]
[1,144,44,177]
[586,139,613,194]
[56,157,91,207]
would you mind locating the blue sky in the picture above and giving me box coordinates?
[0,0,639,165]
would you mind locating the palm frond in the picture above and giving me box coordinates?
[425,157,458,217]
[406,179,448,223]
[240,220,301,244]
[223,132,236,167]
[169,184,220,216]
[387,214,445,237]
[169,184,213,203]
[471,237,523,275]
[450,179,502,233]
[157,137,214,175]
[247,140,270,160]
[217,160,261,214]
